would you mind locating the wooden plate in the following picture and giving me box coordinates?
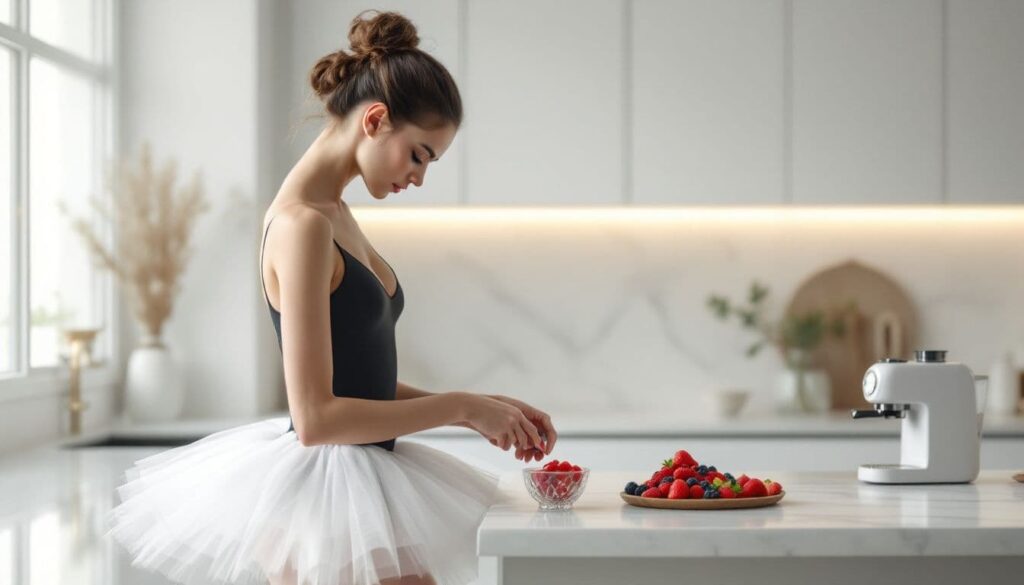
[1013,473,1024,483]
[785,259,918,411]
[620,491,785,510]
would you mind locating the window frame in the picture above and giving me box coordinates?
[0,0,120,399]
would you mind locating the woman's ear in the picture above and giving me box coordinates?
[362,102,392,137]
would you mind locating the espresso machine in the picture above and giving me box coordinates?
[851,349,985,484]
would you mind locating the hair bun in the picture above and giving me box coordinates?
[309,50,355,99]
[348,10,420,60]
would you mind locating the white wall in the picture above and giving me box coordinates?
[44,1,1019,436]
[117,0,282,419]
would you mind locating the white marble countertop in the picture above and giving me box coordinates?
[478,470,1024,558]
[40,410,1024,453]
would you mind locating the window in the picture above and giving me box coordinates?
[0,1,114,386]
[1,48,12,374]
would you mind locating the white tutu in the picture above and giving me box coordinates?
[106,417,506,585]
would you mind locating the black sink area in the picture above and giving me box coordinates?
[62,435,204,448]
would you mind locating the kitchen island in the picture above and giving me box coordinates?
[477,470,1024,584]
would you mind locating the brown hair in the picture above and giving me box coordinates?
[309,10,462,130]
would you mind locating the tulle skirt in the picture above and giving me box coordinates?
[106,416,506,585]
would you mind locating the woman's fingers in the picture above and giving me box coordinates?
[539,414,557,454]
[521,416,544,451]
[512,423,530,452]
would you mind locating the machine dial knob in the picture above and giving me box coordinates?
[862,370,878,397]
[914,349,947,363]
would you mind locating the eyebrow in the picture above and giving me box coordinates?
[419,143,438,161]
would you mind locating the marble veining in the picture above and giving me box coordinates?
[350,215,1024,417]
[478,470,1024,558]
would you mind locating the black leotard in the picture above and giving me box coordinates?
[260,216,405,451]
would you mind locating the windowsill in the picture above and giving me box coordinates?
[0,363,121,403]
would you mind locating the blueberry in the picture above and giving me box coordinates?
[625,481,638,493]
[696,465,708,474]
[703,489,714,499]
[631,485,645,496]
[685,478,698,487]
[708,465,717,472]
[724,472,735,480]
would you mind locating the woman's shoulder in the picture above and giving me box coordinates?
[266,202,333,239]
[263,204,339,273]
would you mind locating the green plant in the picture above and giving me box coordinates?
[707,280,857,369]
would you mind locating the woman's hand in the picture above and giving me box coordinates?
[486,394,557,463]
[458,393,545,457]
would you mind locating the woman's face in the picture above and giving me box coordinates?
[356,103,457,200]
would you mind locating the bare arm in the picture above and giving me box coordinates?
[305,392,468,446]
[395,380,436,400]
[396,381,503,430]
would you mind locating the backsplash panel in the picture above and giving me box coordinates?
[350,209,1024,418]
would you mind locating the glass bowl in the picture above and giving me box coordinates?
[522,467,590,510]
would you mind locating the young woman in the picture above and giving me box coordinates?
[108,10,558,585]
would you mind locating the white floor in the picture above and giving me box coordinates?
[0,445,488,585]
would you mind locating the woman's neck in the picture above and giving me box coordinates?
[287,122,361,208]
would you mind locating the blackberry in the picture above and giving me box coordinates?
[685,478,698,487]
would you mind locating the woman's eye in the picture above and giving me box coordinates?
[412,152,422,164]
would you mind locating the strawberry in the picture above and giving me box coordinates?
[641,487,663,498]
[668,479,689,499]
[673,467,696,480]
[707,471,728,483]
[741,478,768,498]
[689,484,704,499]
[719,485,736,499]
[737,474,750,486]
[651,469,671,484]
[767,481,783,496]
[658,481,673,497]
[673,450,698,468]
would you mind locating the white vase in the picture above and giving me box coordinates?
[775,349,832,414]
[988,351,1019,415]
[124,334,184,422]
[776,367,832,414]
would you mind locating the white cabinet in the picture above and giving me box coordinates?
[463,0,625,205]
[632,1,786,205]
[791,0,944,204]
[277,1,1024,207]
[285,0,463,206]
[947,0,1024,203]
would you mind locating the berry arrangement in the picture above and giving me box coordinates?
[623,450,784,500]
[529,459,585,500]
